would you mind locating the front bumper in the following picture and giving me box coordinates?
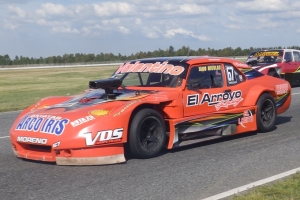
[12,142,126,165]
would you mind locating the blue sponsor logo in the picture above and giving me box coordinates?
[15,115,69,135]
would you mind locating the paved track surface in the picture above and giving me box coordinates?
[1,88,300,200]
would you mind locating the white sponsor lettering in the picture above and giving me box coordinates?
[275,83,288,95]
[238,110,253,128]
[71,115,95,127]
[115,61,185,76]
[82,128,123,146]
[52,141,60,148]
[17,136,47,144]
[233,62,249,68]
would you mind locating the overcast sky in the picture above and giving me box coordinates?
[0,0,299,59]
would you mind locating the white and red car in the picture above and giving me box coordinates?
[246,49,300,86]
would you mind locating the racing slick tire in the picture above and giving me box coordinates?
[129,108,166,159]
[256,93,277,132]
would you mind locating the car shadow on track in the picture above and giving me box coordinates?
[17,158,57,165]
[165,131,258,155]
[276,115,292,125]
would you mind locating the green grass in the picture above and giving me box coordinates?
[231,173,300,200]
[0,65,118,112]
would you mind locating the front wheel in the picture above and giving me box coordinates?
[256,93,277,132]
[128,108,166,158]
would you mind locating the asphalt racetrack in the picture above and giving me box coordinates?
[1,88,300,200]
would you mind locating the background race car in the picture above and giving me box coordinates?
[246,49,300,86]
[10,56,291,165]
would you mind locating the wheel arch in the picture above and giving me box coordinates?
[126,104,169,158]
[255,91,277,105]
[242,87,277,106]
[127,103,170,141]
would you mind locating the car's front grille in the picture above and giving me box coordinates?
[19,143,52,153]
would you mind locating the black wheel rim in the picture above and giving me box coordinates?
[139,117,163,152]
[260,99,275,126]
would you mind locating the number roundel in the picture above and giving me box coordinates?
[226,66,237,84]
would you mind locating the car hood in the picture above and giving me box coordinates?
[11,88,180,134]
[28,88,176,110]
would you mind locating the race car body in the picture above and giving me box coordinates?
[246,49,300,86]
[10,56,291,165]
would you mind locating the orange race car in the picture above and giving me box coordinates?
[10,56,291,165]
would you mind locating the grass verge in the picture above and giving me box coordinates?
[0,65,118,112]
[231,172,300,200]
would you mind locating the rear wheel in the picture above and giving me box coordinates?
[129,108,166,158]
[256,93,277,132]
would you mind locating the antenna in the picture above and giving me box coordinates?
[187,46,190,57]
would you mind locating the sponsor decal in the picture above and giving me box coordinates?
[82,128,123,146]
[187,90,243,111]
[233,62,249,68]
[15,115,69,135]
[254,51,279,57]
[115,61,185,76]
[52,141,61,148]
[90,110,109,117]
[199,65,221,72]
[238,110,253,128]
[187,94,199,107]
[275,83,288,95]
[17,136,47,144]
[71,115,95,127]
[114,101,139,117]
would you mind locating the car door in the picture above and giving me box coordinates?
[292,50,300,72]
[282,50,298,73]
[223,63,249,102]
[183,63,236,117]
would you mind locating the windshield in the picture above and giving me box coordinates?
[111,61,186,88]
[246,50,284,64]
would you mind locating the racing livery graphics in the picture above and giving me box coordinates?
[10,56,291,165]
[187,90,243,111]
[15,115,69,135]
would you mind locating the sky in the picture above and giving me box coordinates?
[0,0,300,59]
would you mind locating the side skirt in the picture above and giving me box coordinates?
[166,106,257,149]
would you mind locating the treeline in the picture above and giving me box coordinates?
[1,45,300,66]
